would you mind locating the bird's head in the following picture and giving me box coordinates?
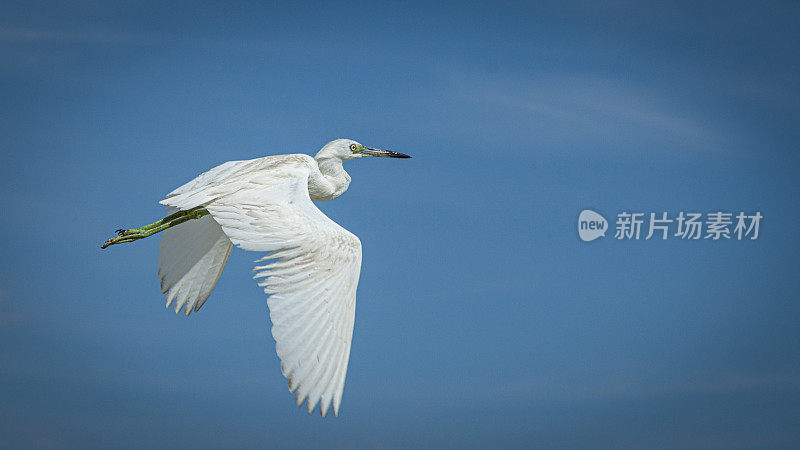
[315,139,411,162]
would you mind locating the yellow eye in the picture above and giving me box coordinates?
[350,143,358,152]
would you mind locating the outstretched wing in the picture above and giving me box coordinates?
[161,156,362,417]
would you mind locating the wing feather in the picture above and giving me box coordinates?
[157,211,233,316]
[161,155,362,417]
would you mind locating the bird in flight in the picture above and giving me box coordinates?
[102,139,411,417]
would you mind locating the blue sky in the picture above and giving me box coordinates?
[1,1,799,448]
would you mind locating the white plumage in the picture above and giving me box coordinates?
[133,139,410,417]
[158,209,233,315]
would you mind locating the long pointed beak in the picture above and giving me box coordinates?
[362,147,411,158]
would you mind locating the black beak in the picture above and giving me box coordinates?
[361,147,411,158]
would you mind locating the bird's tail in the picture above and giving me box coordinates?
[157,209,233,316]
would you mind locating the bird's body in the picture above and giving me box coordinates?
[102,139,410,417]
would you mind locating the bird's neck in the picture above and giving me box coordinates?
[310,156,351,201]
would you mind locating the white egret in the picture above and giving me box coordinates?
[102,139,411,417]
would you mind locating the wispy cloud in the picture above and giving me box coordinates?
[377,368,800,407]
[482,370,800,403]
[444,70,730,153]
[0,25,168,45]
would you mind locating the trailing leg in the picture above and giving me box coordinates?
[101,207,210,248]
